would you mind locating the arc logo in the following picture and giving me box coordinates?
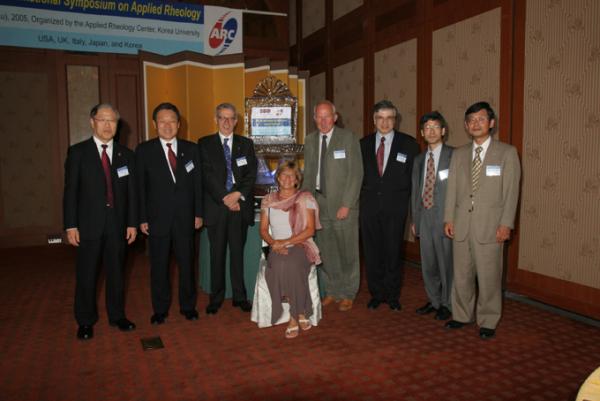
[208,12,239,55]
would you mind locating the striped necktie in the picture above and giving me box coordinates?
[472,146,483,193]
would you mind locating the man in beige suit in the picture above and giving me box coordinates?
[302,100,363,312]
[444,101,520,340]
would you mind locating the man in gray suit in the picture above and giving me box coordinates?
[444,101,521,339]
[411,111,453,321]
[302,100,363,312]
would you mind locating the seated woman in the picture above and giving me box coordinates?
[255,161,321,339]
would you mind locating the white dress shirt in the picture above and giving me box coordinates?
[375,131,394,174]
[219,132,236,185]
[421,143,443,196]
[159,137,177,182]
[472,135,492,162]
[316,128,334,190]
[93,136,113,163]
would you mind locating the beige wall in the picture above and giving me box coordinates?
[518,0,600,289]
[432,8,501,147]
[302,0,325,38]
[374,38,418,136]
[0,72,54,228]
[333,0,362,20]
[333,58,364,136]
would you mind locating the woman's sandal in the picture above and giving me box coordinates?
[285,325,299,339]
[298,319,312,331]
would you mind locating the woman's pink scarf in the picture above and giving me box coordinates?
[261,190,322,265]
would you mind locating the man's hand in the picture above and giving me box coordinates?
[223,191,242,208]
[126,227,137,244]
[336,206,350,220]
[410,223,417,237]
[444,223,454,239]
[195,217,203,229]
[496,225,511,242]
[66,228,80,247]
[140,223,149,235]
[228,203,240,212]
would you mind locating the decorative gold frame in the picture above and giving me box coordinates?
[245,76,297,145]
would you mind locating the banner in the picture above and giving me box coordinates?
[0,0,243,55]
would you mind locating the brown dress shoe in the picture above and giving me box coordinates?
[339,299,353,311]
[322,296,336,306]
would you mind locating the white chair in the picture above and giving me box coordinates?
[251,252,322,328]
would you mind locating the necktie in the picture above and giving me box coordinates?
[376,136,385,176]
[166,143,177,173]
[422,152,435,209]
[101,144,113,208]
[319,135,327,194]
[472,146,483,193]
[223,138,233,191]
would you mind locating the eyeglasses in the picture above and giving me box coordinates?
[217,116,237,122]
[466,116,489,125]
[94,118,117,125]
[423,125,442,130]
[374,116,396,122]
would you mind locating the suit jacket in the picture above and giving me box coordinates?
[136,138,202,237]
[63,137,137,240]
[444,138,521,243]
[198,133,257,226]
[302,126,363,219]
[411,144,454,237]
[360,130,419,218]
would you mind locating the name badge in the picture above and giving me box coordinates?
[236,156,248,167]
[333,149,346,159]
[396,152,407,163]
[117,166,129,178]
[185,160,194,173]
[438,169,449,181]
[486,165,502,176]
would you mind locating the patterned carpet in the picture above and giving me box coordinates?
[0,245,598,401]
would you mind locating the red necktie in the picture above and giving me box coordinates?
[101,144,113,208]
[376,136,385,176]
[166,143,177,172]
[422,152,435,209]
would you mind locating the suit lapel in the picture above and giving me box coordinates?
[86,138,105,181]
[365,134,377,171]
[152,138,175,184]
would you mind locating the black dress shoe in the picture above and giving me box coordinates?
[77,325,94,340]
[388,300,402,311]
[435,306,452,321]
[445,319,466,329]
[181,309,199,321]
[232,300,252,312]
[206,304,220,315]
[416,302,437,315]
[367,298,382,310]
[109,318,136,331]
[479,327,496,340]
[150,313,166,325]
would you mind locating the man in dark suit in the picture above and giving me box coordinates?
[198,103,257,315]
[136,103,203,324]
[360,100,419,311]
[444,101,521,340]
[411,111,454,321]
[64,103,137,340]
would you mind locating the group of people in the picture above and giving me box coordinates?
[64,102,256,340]
[64,97,520,342]
[301,100,520,341]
